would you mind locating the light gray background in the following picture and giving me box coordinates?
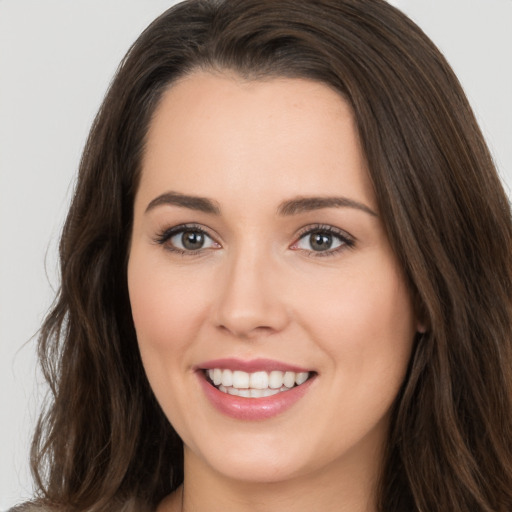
[1,0,511,509]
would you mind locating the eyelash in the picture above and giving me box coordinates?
[292,224,355,258]
[154,223,217,256]
[153,223,355,257]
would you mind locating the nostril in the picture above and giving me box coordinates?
[216,323,279,340]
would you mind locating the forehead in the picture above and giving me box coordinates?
[139,71,375,211]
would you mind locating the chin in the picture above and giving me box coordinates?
[184,432,319,484]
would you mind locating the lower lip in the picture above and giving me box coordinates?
[198,372,315,420]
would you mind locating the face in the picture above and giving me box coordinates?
[128,72,419,487]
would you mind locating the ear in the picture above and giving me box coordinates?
[414,293,429,334]
[416,319,428,334]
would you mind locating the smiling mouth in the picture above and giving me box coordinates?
[204,369,313,398]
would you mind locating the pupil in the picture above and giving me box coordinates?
[311,233,332,251]
[182,231,204,250]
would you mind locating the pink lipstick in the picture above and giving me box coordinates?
[196,358,316,420]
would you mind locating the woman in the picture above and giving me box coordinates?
[17,0,512,511]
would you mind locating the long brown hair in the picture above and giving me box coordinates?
[31,1,512,511]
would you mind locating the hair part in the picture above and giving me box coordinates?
[31,1,512,511]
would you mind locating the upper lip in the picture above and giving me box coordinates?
[196,358,311,373]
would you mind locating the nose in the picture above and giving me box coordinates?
[213,248,290,339]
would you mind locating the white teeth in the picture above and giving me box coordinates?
[231,387,283,398]
[206,368,312,397]
[249,371,268,389]
[213,368,222,386]
[250,388,265,398]
[283,371,295,388]
[263,388,281,396]
[269,370,284,389]
[232,370,250,389]
[296,372,309,385]
[221,369,233,387]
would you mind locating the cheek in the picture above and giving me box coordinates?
[127,251,214,434]
[127,252,208,360]
[298,259,416,379]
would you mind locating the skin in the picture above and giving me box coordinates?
[128,72,422,512]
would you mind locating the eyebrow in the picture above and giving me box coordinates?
[277,196,377,217]
[145,191,221,215]
[145,191,377,217]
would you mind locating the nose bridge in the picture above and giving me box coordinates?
[214,239,288,337]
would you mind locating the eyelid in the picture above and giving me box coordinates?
[153,223,221,254]
[290,224,356,256]
[153,222,355,257]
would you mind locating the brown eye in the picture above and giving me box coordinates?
[157,225,220,254]
[290,225,355,256]
[180,231,206,250]
[296,230,344,252]
[309,233,334,251]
